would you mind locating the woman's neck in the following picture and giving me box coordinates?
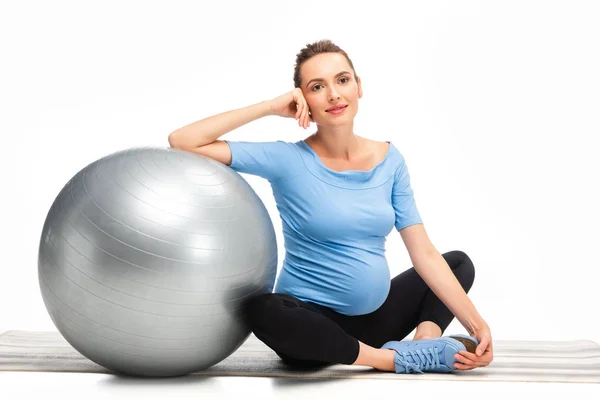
[308,124,363,161]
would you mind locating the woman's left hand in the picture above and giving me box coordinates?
[453,325,494,370]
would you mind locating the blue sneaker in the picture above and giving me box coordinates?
[381,337,468,374]
[447,334,479,354]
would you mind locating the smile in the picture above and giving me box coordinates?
[326,105,348,115]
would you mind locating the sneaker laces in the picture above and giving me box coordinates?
[394,346,440,374]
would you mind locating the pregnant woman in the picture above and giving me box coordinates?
[168,39,494,374]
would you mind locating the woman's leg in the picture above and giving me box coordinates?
[241,250,474,370]
[242,293,399,371]
[241,293,360,368]
[327,250,475,348]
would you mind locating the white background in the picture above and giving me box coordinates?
[1,1,599,396]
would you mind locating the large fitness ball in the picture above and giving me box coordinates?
[38,147,277,377]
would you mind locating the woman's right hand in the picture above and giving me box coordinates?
[268,88,313,129]
[454,324,494,371]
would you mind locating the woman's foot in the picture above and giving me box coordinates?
[447,334,479,353]
[381,337,467,373]
[414,334,479,353]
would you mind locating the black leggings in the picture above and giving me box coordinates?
[242,250,475,368]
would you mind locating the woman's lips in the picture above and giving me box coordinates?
[326,105,347,115]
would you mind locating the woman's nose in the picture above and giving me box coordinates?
[329,90,340,101]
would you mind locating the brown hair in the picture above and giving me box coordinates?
[293,39,358,89]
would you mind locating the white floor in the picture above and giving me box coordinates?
[1,371,598,399]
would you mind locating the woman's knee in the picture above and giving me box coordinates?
[242,293,294,329]
[444,250,475,289]
[456,250,475,289]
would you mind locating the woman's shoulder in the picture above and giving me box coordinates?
[360,137,405,165]
[362,137,391,158]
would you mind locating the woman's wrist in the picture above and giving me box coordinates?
[462,316,488,335]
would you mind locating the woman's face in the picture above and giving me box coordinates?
[300,52,363,127]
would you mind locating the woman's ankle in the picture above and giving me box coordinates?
[412,335,437,340]
[352,341,396,372]
[413,321,442,340]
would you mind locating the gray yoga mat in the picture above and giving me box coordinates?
[1,330,599,384]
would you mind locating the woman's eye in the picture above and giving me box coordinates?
[312,77,349,91]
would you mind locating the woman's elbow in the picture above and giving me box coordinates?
[168,131,184,149]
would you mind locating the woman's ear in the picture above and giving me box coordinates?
[357,76,363,99]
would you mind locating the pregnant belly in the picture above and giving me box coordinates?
[276,256,391,316]
[339,260,391,315]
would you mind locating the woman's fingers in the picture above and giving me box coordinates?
[454,362,475,370]
[305,102,310,128]
[456,350,492,368]
[302,100,308,128]
[454,353,482,370]
[458,350,477,361]
[454,353,475,367]
[293,90,310,128]
[302,102,308,127]
[476,337,491,357]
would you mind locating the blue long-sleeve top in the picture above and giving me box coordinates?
[225,140,422,316]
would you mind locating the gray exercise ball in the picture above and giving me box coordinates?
[38,146,277,377]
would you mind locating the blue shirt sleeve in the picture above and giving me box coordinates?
[225,140,296,182]
[392,157,423,230]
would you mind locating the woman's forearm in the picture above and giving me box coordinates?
[168,100,273,149]
[414,253,487,335]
